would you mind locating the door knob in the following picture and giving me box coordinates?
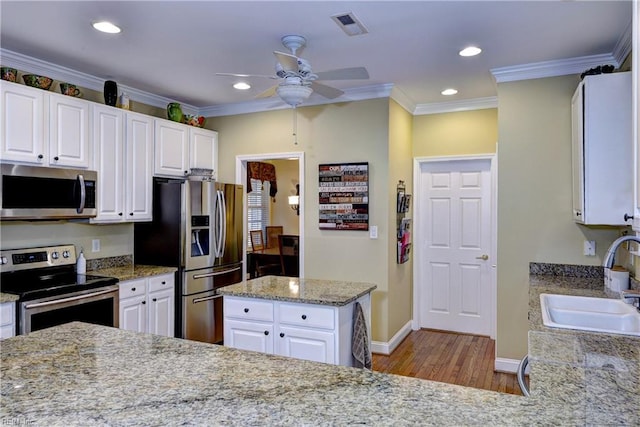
[476,254,489,260]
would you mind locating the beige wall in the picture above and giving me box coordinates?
[496,75,622,360]
[386,99,414,340]
[413,109,498,157]
[210,98,396,341]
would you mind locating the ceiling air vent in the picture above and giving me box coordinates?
[331,12,368,36]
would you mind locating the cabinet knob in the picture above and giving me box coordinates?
[244,308,249,313]
[624,213,634,222]
[264,331,269,336]
[141,301,146,305]
[129,212,134,216]
[301,314,307,320]
[152,298,157,302]
[184,171,188,175]
[280,332,285,338]
[54,156,59,161]
[37,154,43,160]
[118,212,123,216]
[131,287,136,291]
[161,281,166,285]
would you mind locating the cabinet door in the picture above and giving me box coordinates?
[224,319,274,353]
[276,325,335,364]
[148,287,174,337]
[189,128,217,173]
[49,93,90,168]
[634,1,640,231]
[120,295,147,333]
[154,119,189,177]
[0,82,45,164]
[92,105,125,222]
[0,302,15,339]
[571,83,585,222]
[126,112,153,221]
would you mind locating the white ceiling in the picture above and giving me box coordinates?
[0,1,632,116]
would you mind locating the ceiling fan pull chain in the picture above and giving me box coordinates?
[292,106,298,145]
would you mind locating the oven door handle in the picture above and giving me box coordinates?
[192,266,241,280]
[192,294,223,304]
[23,288,116,309]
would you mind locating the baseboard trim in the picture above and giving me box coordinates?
[371,320,413,355]
[495,357,524,374]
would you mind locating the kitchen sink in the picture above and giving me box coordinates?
[540,293,640,336]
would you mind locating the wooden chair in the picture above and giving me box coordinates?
[265,225,284,249]
[249,230,281,277]
[278,234,300,277]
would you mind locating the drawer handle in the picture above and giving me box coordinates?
[301,314,307,320]
[161,281,166,285]
[131,287,136,291]
[264,331,269,336]
[280,332,285,338]
[244,308,249,313]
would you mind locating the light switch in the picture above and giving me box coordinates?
[92,239,101,253]
[370,226,378,239]
[584,240,596,256]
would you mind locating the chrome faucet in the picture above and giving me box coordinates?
[603,235,640,269]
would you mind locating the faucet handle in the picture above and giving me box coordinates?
[621,290,640,310]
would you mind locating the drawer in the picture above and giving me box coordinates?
[119,279,146,299]
[0,324,15,340]
[0,302,15,327]
[224,297,273,322]
[279,303,335,330]
[148,274,174,293]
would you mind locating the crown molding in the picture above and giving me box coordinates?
[612,17,633,65]
[389,86,417,114]
[201,83,394,117]
[413,97,498,116]
[491,53,620,83]
[0,49,199,113]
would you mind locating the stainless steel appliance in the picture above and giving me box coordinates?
[134,175,243,344]
[0,164,97,220]
[0,245,119,335]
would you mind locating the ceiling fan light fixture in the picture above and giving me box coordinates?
[441,88,458,96]
[233,82,251,90]
[92,21,121,34]
[459,46,482,57]
[277,84,313,107]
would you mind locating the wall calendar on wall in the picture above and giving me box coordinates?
[318,162,369,230]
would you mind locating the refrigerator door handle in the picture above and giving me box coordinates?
[192,266,242,279]
[220,189,227,258]
[214,189,226,258]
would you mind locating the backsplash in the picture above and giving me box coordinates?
[530,262,638,291]
[87,255,132,271]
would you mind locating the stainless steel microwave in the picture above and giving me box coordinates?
[0,164,97,220]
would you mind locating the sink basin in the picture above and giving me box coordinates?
[540,293,640,336]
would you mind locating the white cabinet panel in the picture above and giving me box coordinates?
[225,319,274,353]
[277,325,335,364]
[126,112,153,221]
[0,82,45,164]
[49,93,90,168]
[120,294,147,333]
[154,119,189,177]
[0,302,15,339]
[119,274,175,337]
[190,127,217,173]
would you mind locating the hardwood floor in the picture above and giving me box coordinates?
[372,329,524,396]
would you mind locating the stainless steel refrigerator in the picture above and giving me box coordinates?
[134,176,243,344]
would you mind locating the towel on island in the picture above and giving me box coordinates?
[352,301,372,370]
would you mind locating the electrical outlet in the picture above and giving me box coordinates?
[584,240,596,256]
[92,239,101,253]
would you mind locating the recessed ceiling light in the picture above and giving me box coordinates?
[92,21,121,34]
[441,88,458,96]
[233,82,251,90]
[459,46,482,57]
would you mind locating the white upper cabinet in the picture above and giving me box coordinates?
[189,127,218,175]
[125,112,153,221]
[1,82,45,164]
[49,92,90,168]
[633,2,640,231]
[571,72,632,225]
[154,119,189,177]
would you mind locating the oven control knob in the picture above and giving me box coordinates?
[62,250,70,258]
[51,251,59,260]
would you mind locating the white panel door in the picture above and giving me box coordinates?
[419,159,492,336]
[49,93,90,168]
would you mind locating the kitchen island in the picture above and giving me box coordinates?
[0,272,638,425]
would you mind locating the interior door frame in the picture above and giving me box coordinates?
[412,153,497,339]
[236,152,305,280]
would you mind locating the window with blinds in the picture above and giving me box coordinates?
[247,178,271,250]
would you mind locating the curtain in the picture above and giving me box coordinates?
[247,162,278,197]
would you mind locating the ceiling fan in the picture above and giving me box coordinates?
[216,35,370,107]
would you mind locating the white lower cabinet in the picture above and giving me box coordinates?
[119,273,175,337]
[0,302,16,339]
[223,296,366,366]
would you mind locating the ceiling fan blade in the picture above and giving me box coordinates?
[255,85,278,99]
[216,72,278,79]
[274,51,299,72]
[315,67,369,81]
[311,82,344,99]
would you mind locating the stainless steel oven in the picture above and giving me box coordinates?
[0,245,119,335]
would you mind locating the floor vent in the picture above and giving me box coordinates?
[331,12,368,36]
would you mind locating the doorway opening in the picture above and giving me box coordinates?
[236,152,305,279]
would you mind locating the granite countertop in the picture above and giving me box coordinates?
[0,293,19,304]
[217,275,377,306]
[1,274,638,425]
[90,265,177,282]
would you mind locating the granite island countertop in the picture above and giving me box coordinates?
[89,264,177,281]
[1,274,638,426]
[217,275,377,306]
